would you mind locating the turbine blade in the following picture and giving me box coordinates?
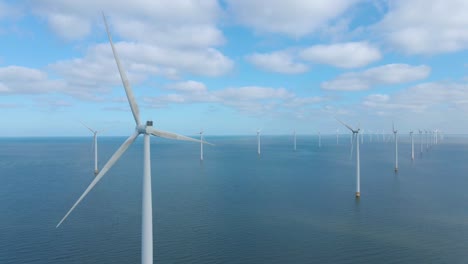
[147,127,214,146]
[335,118,354,132]
[350,133,355,160]
[102,12,141,126]
[56,131,139,228]
[80,121,95,133]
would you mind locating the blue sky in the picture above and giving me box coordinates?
[0,0,467,136]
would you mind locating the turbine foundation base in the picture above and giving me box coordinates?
[94,170,99,176]
[355,192,360,198]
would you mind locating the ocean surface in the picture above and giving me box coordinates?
[1,135,468,263]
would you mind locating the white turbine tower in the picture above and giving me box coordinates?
[80,121,101,176]
[257,129,261,155]
[419,129,423,155]
[410,131,414,160]
[336,129,339,145]
[293,129,297,151]
[56,14,212,264]
[337,119,361,198]
[425,130,429,150]
[318,131,321,148]
[393,123,398,172]
[200,129,204,161]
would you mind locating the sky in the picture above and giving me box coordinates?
[0,0,467,136]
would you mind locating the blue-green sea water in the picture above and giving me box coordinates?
[1,135,468,263]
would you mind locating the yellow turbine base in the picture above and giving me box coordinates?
[355,192,360,198]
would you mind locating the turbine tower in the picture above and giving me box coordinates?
[56,14,212,264]
[318,131,321,148]
[200,129,204,161]
[257,129,261,155]
[80,121,100,176]
[393,123,398,172]
[336,129,339,145]
[293,129,297,151]
[419,129,423,154]
[337,119,361,198]
[410,131,414,160]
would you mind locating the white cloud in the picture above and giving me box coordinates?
[300,42,381,68]
[28,1,233,80]
[321,64,431,91]
[49,41,233,99]
[145,82,325,115]
[376,0,468,54]
[0,66,65,94]
[362,82,468,120]
[31,0,223,46]
[165,80,208,93]
[226,0,359,37]
[246,51,309,74]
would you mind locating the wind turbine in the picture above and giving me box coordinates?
[80,121,101,176]
[318,131,321,148]
[393,122,398,172]
[199,129,204,161]
[419,129,423,155]
[336,129,339,145]
[337,119,361,198]
[410,131,414,160]
[425,130,429,151]
[257,128,261,155]
[293,129,297,151]
[56,14,212,264]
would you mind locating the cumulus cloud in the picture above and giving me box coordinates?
[376,0,468,54]
[226,0,359,37]
[27,0,233,82]
[247,42,381,73]
[246,51,309,74]
[30,0,222,44]
[300,42,381,68]
[144,81,325,115]
[321,64,431,91]
[0,66,65,94]
[362,82,468,115]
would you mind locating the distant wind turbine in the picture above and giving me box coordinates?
[425,130,429,151]
[337,119,361,198]
[419,129,423,155]
[293,129,297,151]
[200,129,204,161]
[257,129,261,155]
[80,121,101,176]
[336,129,339,145]
[410,131,414,161]
[318,131,321,148]
[56,13,212,264]
[393,122,398,172]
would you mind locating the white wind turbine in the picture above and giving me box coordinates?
[336,129,339,145]
[410,131,414,160]
[80,121,101,176]
[425,130,429,150]
[318,131,321,148]
[419,129,423,155]
[257,128,261,155]
[199,129,204,161]
[293,129,297,151]
[393,123,398,172]
[337,119,361,198]
[56,14,212,264]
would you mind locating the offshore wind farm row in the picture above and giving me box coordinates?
[52,13,449,264]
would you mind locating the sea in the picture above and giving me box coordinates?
[0,135,468,263]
